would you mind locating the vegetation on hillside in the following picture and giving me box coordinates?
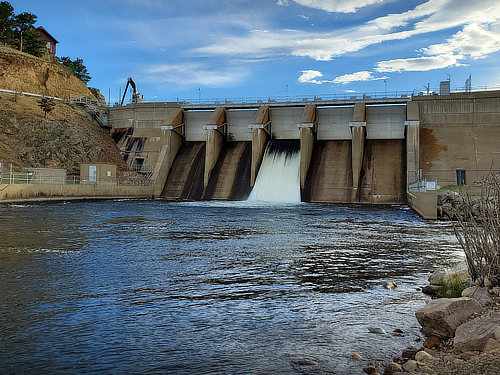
[0,1,44,56]
[0,94,125,173]
[57,56,91,84]
[0,1,92,85]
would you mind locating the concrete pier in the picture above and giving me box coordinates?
[405,102,420,187]
[299,105,316,191]
[152,108,184,197]
[350,103,366,202]
[204,107,226,188]
[250,105,270,187]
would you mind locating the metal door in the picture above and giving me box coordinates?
[89,165,97,183]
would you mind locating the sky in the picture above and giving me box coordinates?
[10,0,500,103]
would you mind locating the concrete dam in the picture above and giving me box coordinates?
[108,90,500,206]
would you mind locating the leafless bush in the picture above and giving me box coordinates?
[450,173,500,287]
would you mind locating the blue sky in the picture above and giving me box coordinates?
[10,0,500,102]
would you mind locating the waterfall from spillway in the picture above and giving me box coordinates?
[248,140,301,203]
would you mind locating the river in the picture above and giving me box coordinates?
[0,200,462,374]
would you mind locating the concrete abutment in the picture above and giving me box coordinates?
[152,108,184,197]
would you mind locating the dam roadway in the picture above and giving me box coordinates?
[108,90,500,210]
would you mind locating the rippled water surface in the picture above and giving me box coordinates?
[0,200,463,374]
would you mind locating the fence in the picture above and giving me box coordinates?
[408,179,438,193]
[0,171,153,187]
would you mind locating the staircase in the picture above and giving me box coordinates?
[70,96,109,128]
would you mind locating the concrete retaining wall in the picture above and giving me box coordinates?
[0,184,154,202]
[415,91,500,187]
[408,191,437,220]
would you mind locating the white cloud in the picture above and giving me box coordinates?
[333,70,388,84]
[376,55,460,72]
[298,70,387,84]
[198,0,500,66]
[375,21,500,72]
[423,22,500,59]
[140,63,248,87]
[298,70,333,84]
[278,0,386,13]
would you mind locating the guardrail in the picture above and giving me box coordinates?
[141,90,415,107]
[0,172,153,186]
[117,85,500,107]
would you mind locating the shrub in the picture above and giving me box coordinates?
[438,273,469,298]
[450,173,500,288]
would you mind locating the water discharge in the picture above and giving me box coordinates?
[249,140,301,203]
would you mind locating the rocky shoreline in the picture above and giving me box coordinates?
[364,268,500,375]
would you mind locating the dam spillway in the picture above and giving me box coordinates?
[304,141,352,203]
[162,142,205,201]
[248,140,301,203]
[108,90,500,208]
[204,141,252,200]
[110,100,410,204]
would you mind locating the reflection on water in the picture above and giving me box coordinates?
[0,201,462,374]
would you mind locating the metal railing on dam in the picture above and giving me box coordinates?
[117,90,414,109]
[115,85,500,108]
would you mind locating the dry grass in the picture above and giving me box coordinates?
[0,46,92,99]
[0,94,125,173]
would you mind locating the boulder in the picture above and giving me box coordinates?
[383,362,402,374]
[423,335,441,349]
[351,352,362,361]
[415,350,433,363]
[402,360,418,372]
[483,338,500,353]
[461,286,492,307]
[415,298,482,338]
[363,365,379,375]
[422,285,441,296]
[368,327,386,335]
[384,281,397,289]
[401,346,418,360]
[428,270,448,286]
[454,312,500,352]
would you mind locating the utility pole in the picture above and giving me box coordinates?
[384,79,387,97]
[197,88,201,102]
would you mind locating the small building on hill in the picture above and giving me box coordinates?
[36,27,58,58]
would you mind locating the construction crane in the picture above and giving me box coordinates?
[120,77,142,106]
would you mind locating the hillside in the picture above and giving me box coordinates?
[0,47,125,174]
[0,46,93,99]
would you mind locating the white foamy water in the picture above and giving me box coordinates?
[248,143,301,203]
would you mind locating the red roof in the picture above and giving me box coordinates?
[36,27,58,44]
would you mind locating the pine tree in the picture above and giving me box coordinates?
[57,57,92,84]
[0,1,15,45]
